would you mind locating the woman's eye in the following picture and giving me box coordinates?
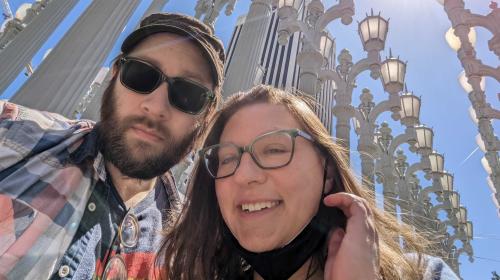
[263,145,289,155]
[266,148,285,154]
[220,155,238,165]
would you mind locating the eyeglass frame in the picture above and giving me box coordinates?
[118,56,215,115]
[199,128,315,179]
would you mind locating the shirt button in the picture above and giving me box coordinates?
[87,202,96,212]
[58,265,71,277]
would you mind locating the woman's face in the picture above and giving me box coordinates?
[215,103,326,252]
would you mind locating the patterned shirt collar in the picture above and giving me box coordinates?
[69,123,107,182]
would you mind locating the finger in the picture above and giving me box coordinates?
[323,192,371,219]
[327,228,345,258]
[323,193,377,241]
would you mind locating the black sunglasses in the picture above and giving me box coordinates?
[119,57,214,115]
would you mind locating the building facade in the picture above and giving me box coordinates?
[224,5,336,133]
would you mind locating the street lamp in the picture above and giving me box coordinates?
[445,27,476,51]
[458,71,485,93]
[380,53,406,95]
[465,221,473,240]
[481,156,493,175]
[456,206,467,224]
[415,125,434,155]
[468,106,479,124]
[440,172,454,192]
[400,91,421,127]
[429,151,445,174]
[358,10,389,52]
[449,191,460,209]
[319,32,335,65]
[476,134,487,153]
[277,0,301,19]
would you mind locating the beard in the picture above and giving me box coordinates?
[98,79,198,180]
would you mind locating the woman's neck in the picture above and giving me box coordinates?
[253,258,323,280]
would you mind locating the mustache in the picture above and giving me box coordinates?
[121,115,170,139]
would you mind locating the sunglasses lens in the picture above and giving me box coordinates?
[121,60,161,93]
[169,79,211,114]
[102,255,127,280]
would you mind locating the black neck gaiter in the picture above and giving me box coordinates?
[222,215,327,280]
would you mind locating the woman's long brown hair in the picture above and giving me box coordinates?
[157,85,432,279]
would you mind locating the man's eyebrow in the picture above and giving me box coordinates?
[180,70,209,83]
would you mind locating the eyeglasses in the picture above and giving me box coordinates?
[119,57,214,115]
[101,213,140,280]
[200,129,314,179]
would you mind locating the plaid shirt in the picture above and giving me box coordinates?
[0,102,181,279]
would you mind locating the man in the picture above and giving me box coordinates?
[0,13,224,279]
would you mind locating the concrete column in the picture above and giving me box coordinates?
[379,157,398,214]
[11,0,140,117]
[81,0,169,121]
[334,103,353,163]
[359,149,375,191]
[0,0,78,94]
[222,0,273,98]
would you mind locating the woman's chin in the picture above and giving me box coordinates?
[237,236,283,253]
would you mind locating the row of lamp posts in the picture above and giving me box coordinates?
[274,0,473,275]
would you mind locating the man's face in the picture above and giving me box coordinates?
[100,33,214,179]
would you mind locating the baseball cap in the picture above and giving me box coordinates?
[121,13,225,89]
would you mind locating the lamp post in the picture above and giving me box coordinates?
[276,0,360,151]
[194,0,237,28]
[439,0,500,217]
[333,14,398,158]
[277,0,355,96]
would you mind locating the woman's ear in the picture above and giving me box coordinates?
[323,161,336,194]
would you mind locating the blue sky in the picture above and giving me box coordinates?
[2,0,499,279]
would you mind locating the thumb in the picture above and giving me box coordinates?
[327,228,345,258]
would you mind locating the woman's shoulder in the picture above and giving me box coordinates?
[405,253,461,280]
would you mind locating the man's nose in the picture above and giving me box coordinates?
[140,82,172,120]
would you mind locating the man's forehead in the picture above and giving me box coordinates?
[129,36,214,87]
[131,33,195,54]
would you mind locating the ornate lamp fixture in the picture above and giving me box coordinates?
[400,90,421,127]
[358,10,389,52]
[415,125,434,156]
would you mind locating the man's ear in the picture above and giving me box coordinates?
[111,63,119,76]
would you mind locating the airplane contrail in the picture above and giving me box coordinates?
[459,146,479,167]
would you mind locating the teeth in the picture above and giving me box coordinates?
[241,201,279,212]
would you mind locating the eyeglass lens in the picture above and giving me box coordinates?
[204,131,294,178]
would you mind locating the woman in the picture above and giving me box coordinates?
[157,85,459,280]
